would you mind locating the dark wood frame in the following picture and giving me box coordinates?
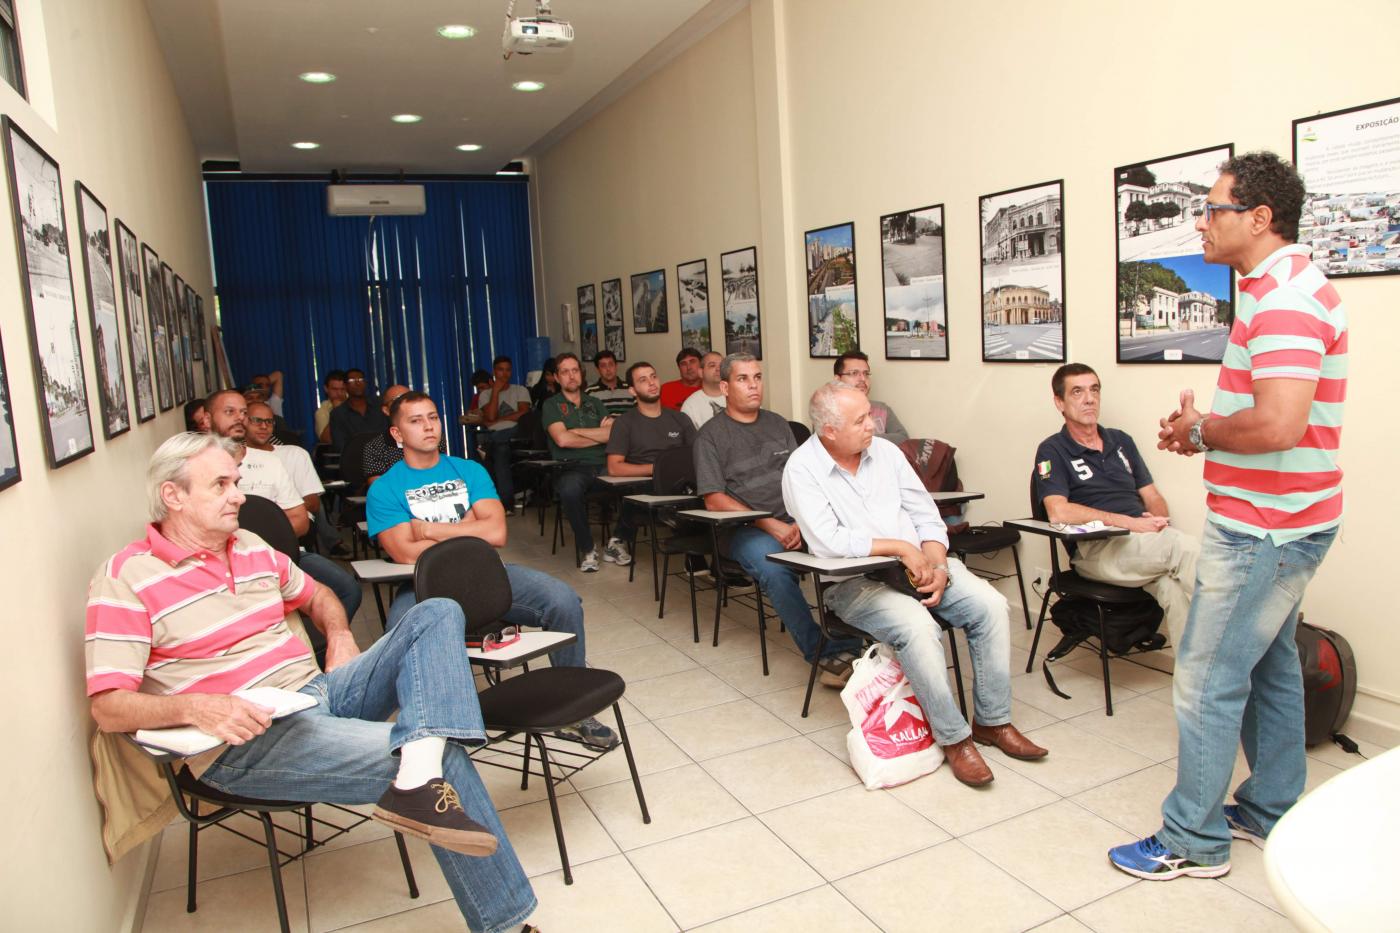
[0,322,20,490]
[978,179,1067,364]
[142,243,174,412]
[880,203,949,362]
[576,282,598,362]
[600,277,626,362]
[114,220,155,422]
[161,262,187,405]
[719,245,762,360]
[74,182,131,438]
[803,221,860,359]
[629,268,668,334]
[675,257,712,353]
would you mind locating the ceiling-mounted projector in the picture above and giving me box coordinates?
[503,0,573,58]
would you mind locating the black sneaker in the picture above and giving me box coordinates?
[371,780,499,856]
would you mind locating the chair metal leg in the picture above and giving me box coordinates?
[532,733,573,885]
[756,595,769,676]
[520,734,532,790]
[946,627,968,720]
[801,633,828,718]
[613,704,651,824]
[711,579,724,648]
[687,565,699,643]
[1026,590,1054,674]
[393,832,420,899]
[372,583,387,631]
[186,805,199,913]
[658,552,671,619]
[303,805,314,851]
[259,811,293,933]
[648,513,661,600]
[1010,547,1033,631]
[1097,605,1114,716]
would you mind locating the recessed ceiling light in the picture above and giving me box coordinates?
[437,24,476,39]
[391,114,423,124]
[512,80,545,92]
[291,141,320,150]
[455,143,482,152]
[299,71,336,84]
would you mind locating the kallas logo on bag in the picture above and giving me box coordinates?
[856,665,933,759]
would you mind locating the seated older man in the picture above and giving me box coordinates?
[85,432,538,931]
[782,382,1048,786]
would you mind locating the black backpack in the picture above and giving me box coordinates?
[1295,615,1357,747]
[1047,595,1166,659]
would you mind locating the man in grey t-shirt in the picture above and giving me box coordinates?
[606,361,696,472]
[478,355,532,508]
[694,354,861,679]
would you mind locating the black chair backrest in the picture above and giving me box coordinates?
[340,431,379,490]
[653,445,697,496]
[1030,474,1047,521]
[787,420,812,445]
[1029,473,1070,568]
[512,405,547,450]
[239,494,300,559]
[413,538,514,638]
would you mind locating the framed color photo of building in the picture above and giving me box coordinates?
[142,244,174,411]
[804,221,859,358]
[577,283,598,362]
[75,183,131,437]
[2,117,95,467]
[114,220,155,422]
[720,246,761,358]
[676,258,711,352]
[630,268,668,334]
[600,277,626,361]
[881,205,947,360]
[1115,144,1234,363]
[1293,96,1400,278]
[979,180,1066,362]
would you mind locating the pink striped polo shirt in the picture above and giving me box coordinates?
[1204,244,1347,543]
[85,525,320,697]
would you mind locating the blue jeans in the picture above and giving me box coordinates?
[386,563,588,669]
[554,463,634,555]
[1158,521,1338,865]
[481,426,517,504]
[726,526,860,662]
[200,598,536,933]
[825,558,1012,745]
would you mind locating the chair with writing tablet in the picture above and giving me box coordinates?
[239,494,329,665]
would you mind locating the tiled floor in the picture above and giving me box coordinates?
[140,512,1392,932]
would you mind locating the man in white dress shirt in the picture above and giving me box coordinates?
[782,381,1048,786]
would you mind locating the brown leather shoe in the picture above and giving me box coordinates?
[941,737,994,786]
[971,722,1048,760]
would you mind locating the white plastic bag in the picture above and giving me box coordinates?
[842,643,943,789]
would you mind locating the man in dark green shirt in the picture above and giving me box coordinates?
[542,352,632,571]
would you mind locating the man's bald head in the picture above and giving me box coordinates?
[246,401,277,449]
[381,384,411,415]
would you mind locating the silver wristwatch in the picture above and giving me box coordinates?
[1188,417,1211,453]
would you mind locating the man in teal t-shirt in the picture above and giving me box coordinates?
[541,352,633,572]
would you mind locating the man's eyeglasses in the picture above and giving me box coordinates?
[248,417,276,427]
[345,377,366,384]
[1201,202,1249,224]
[840,369,871,379]
[481,626,521,652]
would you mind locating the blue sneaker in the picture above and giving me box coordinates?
[554,716,620,751]
[1223,805,1267,850]
[1107,835,1230,880]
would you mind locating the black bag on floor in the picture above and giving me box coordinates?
[1047,595,1165,659]
[1295,615,1357,747]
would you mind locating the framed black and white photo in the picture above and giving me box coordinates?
[1,118,94,467]
[1116,144,1234,363]
[1293,96,1400,278]
[75,183,130,437]
[881,205,947,361]
[601,278,626,361]
[195,294,211,389]
[720,246,762,359]
[804,222,859,358]
[175,274,195,396]
[142,244,174,411]
[676,258,712,352]
[979,180,1066,362]
[0,326,20,491]
[161,262,187,404]
[114,220,154,422]
[630,268,668,334]
[185,282,203,361]
[577,283,598,362]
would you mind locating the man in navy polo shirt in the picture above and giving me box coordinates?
[1033,363,1198,647]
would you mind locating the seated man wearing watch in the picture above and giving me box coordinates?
[784,381,1046,787]
[1033,363,1199,648]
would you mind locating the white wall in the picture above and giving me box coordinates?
[0,0,213,925]
[535,0,1400,743]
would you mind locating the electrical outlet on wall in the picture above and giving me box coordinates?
[1033,566,1049,586]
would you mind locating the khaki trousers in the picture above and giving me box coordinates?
[1071,526,1198,649]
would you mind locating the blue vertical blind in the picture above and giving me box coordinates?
[205,178,536,455]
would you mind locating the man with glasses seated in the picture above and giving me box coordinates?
[329,368,389,455]
[783,381,1047,786]
[247,400,348,558]
[86,432,541,932]
[833,350,909,444]
[367,391,618,750]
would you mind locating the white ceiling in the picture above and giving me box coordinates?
[144,0,744,174]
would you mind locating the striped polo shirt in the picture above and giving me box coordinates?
[85,525,321,697]
[1204,244,1347,543]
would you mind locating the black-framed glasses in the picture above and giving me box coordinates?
[1202,202,1249,224]
[248,416,276,426]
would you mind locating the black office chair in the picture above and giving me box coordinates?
[339,431,379,557]
[413,537,650,884]
[787,420,812,445]
[1023,476,1161,715]
[948,524,1032,631]
[239,495,331,665]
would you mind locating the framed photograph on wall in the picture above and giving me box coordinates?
[161,262,187,404]
[600,278,626,361]
[577,283,598,362]
[630,268,668,334]
[114,220,154,422]
[0,326,20,490]
[881,204,948,360]
[185,282,203,361]
[720,245,762,359]
[1116,144,1234,363]
[142,244,174,411]
[676,258,712,352]
[175,275,195,396]
[979,180,1066,362]
[805,222,859,357]
[1,117,95,467]
[1293,96,1400,278]
[75,183,131,438]
[195,294,211,390]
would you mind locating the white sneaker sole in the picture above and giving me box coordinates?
[1228,827,1266,851]
[1109,856,1230,881]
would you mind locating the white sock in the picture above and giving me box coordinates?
[394,736,446,790]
